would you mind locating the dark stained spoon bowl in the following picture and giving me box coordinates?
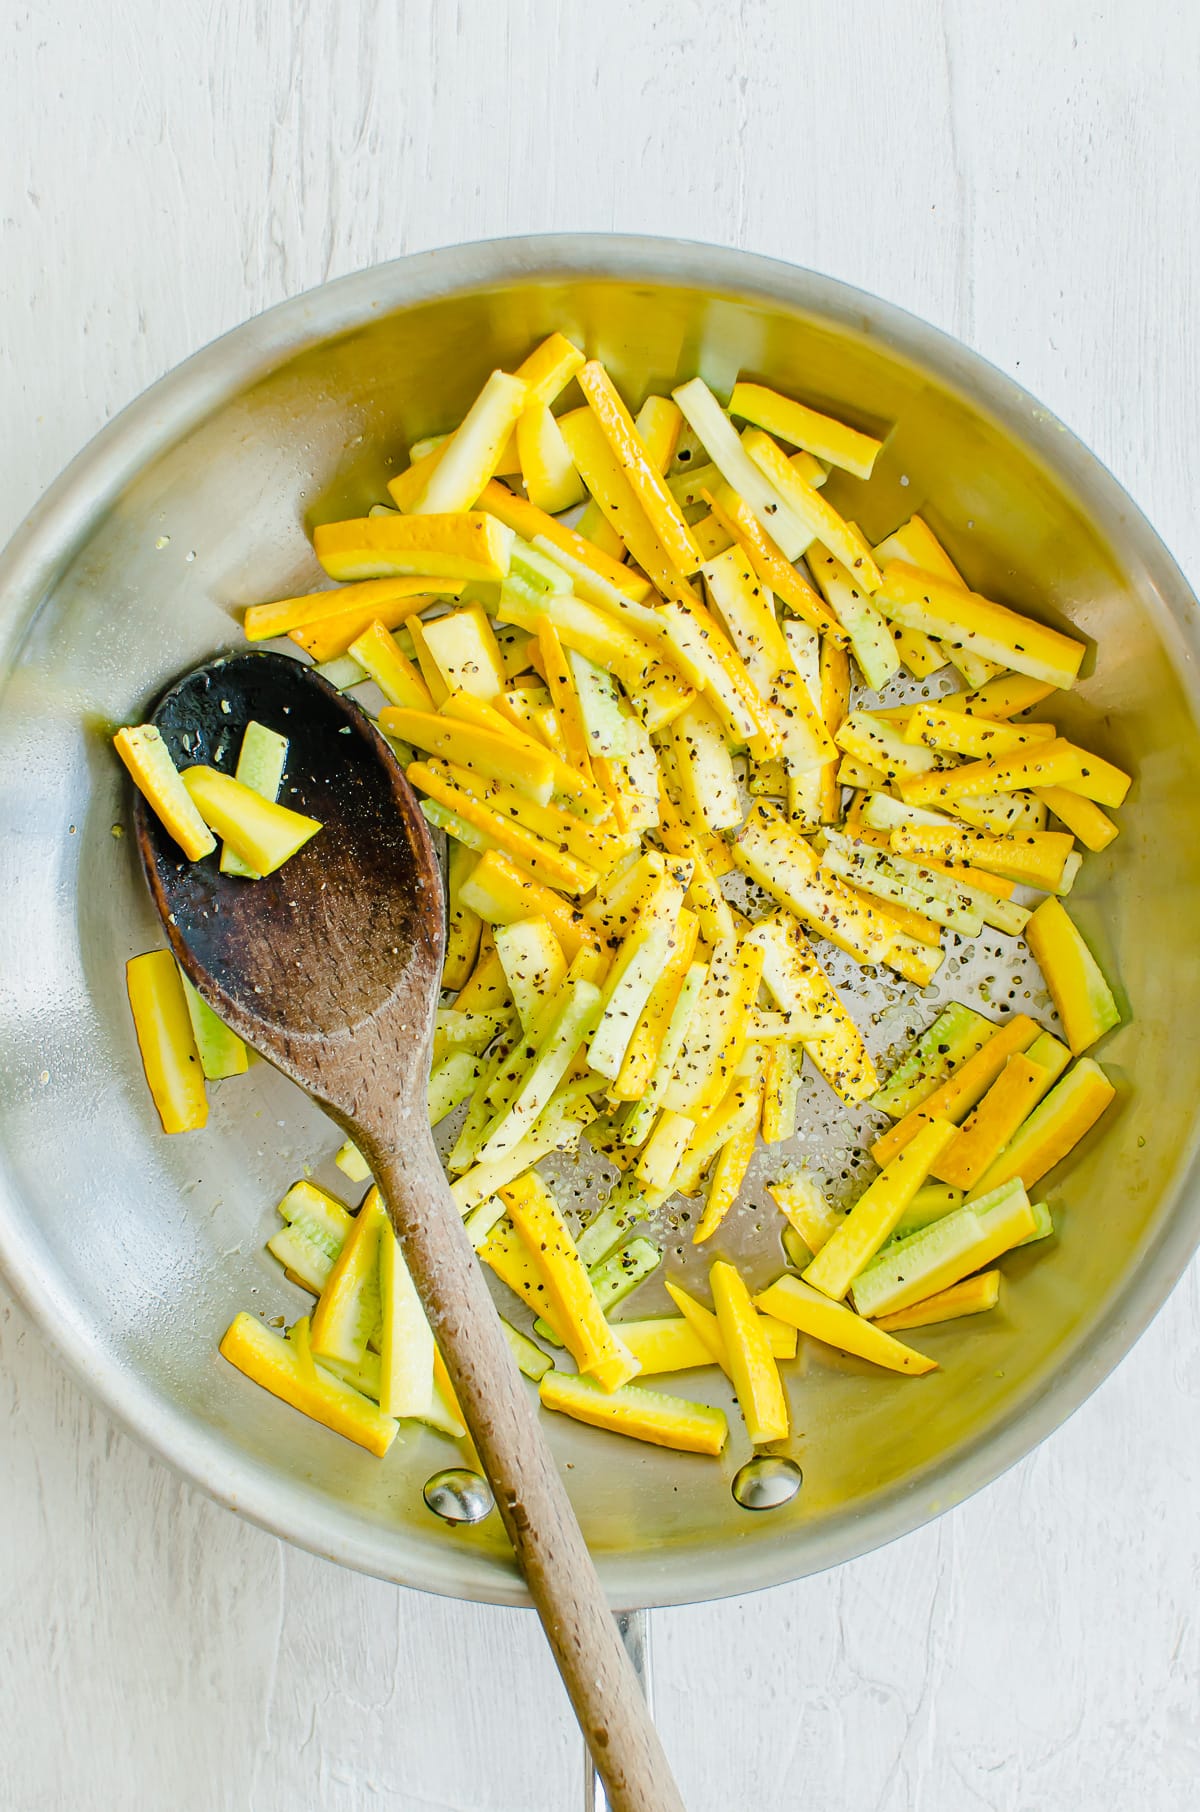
[134,649,684,1812]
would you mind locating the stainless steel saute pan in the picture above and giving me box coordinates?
[1,237,1197,1640]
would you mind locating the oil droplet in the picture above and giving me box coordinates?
[154,535,170,550]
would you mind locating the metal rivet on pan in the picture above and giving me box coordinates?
[423,1468,495,1525]
[731,1454,803,1511]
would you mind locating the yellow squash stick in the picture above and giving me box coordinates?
[114,726,216,861]
[663,1280,798,1379]
[803,1117,960,1302]
[755,1273,937,1375]
[729,381,883,480]
[476,480,652,601]
[871,1015,1040,1167]
[479,1217,563,1337]
[577,360,703,574]
[313,512,515,584]
[125,951,208,1134]
[347,621,434,711]
[874,562,1086,690]
[1034,785,1118,852]
[932,1053,1053,1191]
[288,592,443,663]
[890,823,1073,893]
[310,1189,386,1365]
[873,1269,1001,1333]
[612,908,700,1100]
[710,1260,790,1444]
[411,370,528,514]
[220,1314,398,1457]
[244,575,455,641]
[457,849,596,960]
[742,429,883,589]
[559,406,699,605]
[701,482,841,637]
[181,767,322,876]
[1024,897,1121,1054]
[377,1229,436,1421]
[768,1174,843,1255]
[972,1058,1116,1194]
[437,689,610,820]
[693,1095,761,1243]
[407,759,597,895]
[380,707,557,805]
[501,1172,639,1392]
[538,1371,728,1456]
[515,331,586,405]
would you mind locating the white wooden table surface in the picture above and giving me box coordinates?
[4,3,1199,1807]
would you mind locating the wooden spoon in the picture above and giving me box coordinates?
[134,650,684,1812]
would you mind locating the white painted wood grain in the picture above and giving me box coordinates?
[3,1,1200,1807]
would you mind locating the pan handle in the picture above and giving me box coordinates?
[584,1611,652,1810]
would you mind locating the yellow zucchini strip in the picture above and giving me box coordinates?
[663,1281,797,1377]
[871,1015,1040,1166]
[408,760,596,895]
[380,707,556,805]
[871,516,1000,687]
[702,481,841,637]
[693,1098,761,1243]
[768,1174,842,1255]
[457,849,594,960]
[941,673,1058,718]
[559,407,699,605]
[1024,897,1121,1054]
[873,1269,1001,1332]
[874,561,1086,690]
[536,618,596,782]
[180,767,322,876]
[411,370,528,514]
[538,1371,728,1456]
[609,912,700,1100]
[755,1273,936,1375]
[890,824,1073,893]
[663,940,766,1118]
[378,1229,436,1421]
[310,1188,386,1365]
[244,575,453,641]
[477,480,652,601]
[803,1117,960,1302]
[1034,785,1118,851]
[710,1260,790,1443]
[114,726,216,861]
[577,361,703,573]
[219,1313,397,1457]
[313,512,515,584]
[614,1317,718,1375]
[125,951,208,1133]
[501,1172,639,1392]
[903,699,1056,760]
[442,839,483,993]
[437,690,610,822]
[479,1217,564,1336]
[515,331,586,405]
[742,429,883,589]
[972,1057,1116,1194]
[288,592,442,663]
[901,737,1129,812]
[348,621,434,710]
[729,381,883,479]
[932,1053,1053,1191]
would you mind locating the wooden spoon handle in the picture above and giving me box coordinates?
[365,1127,686,1812]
